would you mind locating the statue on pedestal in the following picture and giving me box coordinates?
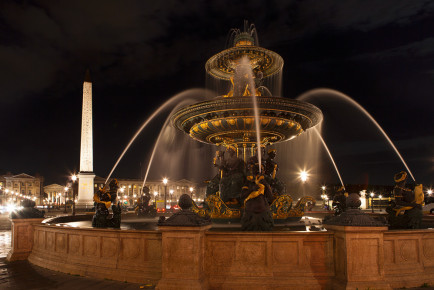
[92,179,121,228]
[213,146,246,205]
[332,186,348,216]
[386,171,423,229]
[241,158,274,231]
[135,186,156,217]
[264,149,286,197]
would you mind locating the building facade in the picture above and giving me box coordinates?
[1,173,44,205]
[43,177,205,208]
[43,184,67,205]
[115,178,205,207]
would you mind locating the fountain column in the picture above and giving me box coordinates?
[77,70,95,208]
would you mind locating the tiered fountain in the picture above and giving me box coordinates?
[171,23,323,222]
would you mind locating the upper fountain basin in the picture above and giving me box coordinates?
[205,45,284,80]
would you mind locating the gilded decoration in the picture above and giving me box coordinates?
[191,193,315,220]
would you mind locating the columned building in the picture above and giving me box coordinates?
[1,173,44,205]
[43,184,66,204]
[94,177,205,207]
[118,178,204,207]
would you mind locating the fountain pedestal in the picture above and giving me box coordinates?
[7,218,44,262]
[324,225,391,290]
[156,225,211,290]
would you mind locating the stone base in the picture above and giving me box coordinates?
[156,278,208,290]
[77,172,95,207]
[7,251,31,262]
[331,278,391,290]
[7,218,44,262]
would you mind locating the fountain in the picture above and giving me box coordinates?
[171,23,323,224]
[8,22,434,290]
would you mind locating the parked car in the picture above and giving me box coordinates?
[157,208,166,213]
[170,204,180,213]
[423,203,434,214]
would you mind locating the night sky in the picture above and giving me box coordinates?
[1,1,433,189]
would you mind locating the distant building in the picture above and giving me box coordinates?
[43,177,205,207]
[1,173,44,205]
[115,178,204,206]
[43,184,66,204]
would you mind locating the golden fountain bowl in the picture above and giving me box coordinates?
[205,45,284,80]
[171,96,323,147]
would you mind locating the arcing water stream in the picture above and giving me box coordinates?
[104,88,213,185]
[313,127,345,189]
[297,88,416,182]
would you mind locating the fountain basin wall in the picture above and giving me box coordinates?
[15,220,434,289]
[28,224,162,284]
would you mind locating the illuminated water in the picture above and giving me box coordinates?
[141,96,213,187]
[236,57,262,172]
[313,127,345,188]
[105,89,214,185]
[297,88,416,182]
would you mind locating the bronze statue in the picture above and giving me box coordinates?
[92,179,122,228]
[264,149,286,197]
[332,186,348,216]
[135,186,156,217]
[241,162,274,231]
[386,171,423,229]
[214,146,246,205]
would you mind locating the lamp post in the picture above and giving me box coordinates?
[64,187,69,213]
[170,189,174,206]
[428,189,433,202]
[321,186,326,209]
[370,192,375,213]
[163,178,168,212]
[189,187,194,198]
[71,174,77,216]
[379,195,383,212]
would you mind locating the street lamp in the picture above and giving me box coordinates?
[163,178,168,211]
[154,191,158,205]
[189,187,194,198]
[169,189,174,206]
[370,192,375,213]
[321,186,326,209]
[379,195,383,212]
[64,186,69,213]
[71,174,78,216]
[299,170,308,183]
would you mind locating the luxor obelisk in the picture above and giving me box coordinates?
[77,70,95,207]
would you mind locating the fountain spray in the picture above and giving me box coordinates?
[298,88,416,182]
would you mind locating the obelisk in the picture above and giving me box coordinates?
[77,69,95,207]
